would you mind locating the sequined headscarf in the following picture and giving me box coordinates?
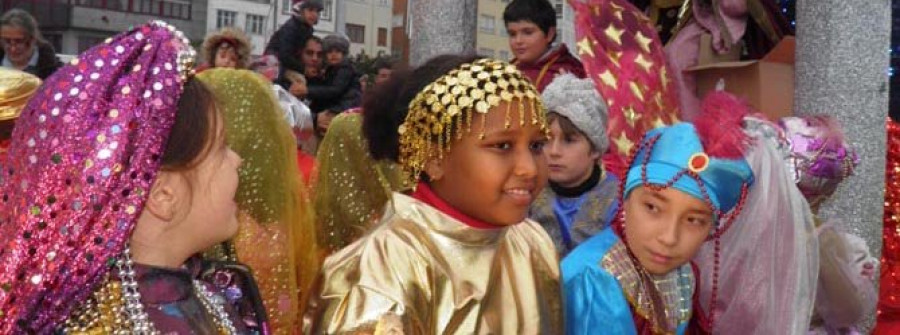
[198,68,319,333]
[0,21,195,331]
[398,58,548,186]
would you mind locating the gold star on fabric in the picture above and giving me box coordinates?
[629,82,645,101]
[608,50,623,67]
[660,67,670,88]
[634,31,653,53]
[604,24,625,45]
[652,117,666,129]
[599,70,618,89]
[613,132,635,154]
[624,106,641,128]
[577,37,596,58]
[634,54,653,73]
[609,2,625,20]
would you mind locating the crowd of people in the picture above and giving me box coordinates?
[0,0,879,334]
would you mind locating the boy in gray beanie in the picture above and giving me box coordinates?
[529,73,619,256]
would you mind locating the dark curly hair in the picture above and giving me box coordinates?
[362,54,482,162]
[502,0,558,42]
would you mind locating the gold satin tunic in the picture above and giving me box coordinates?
[310,192,563,334]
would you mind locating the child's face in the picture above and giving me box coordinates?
[326,50,343,66]
[178,114,243,250]
[214,44,238,68]
[428,100,548,226]
[375,68,392,85]
[546,118,599,187]
[506,20,555,64]
[301,8,321,26]
[623,187,714,275]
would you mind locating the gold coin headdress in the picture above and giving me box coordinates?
[398,58,548,186]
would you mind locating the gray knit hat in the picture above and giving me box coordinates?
[541,73,609,153]
[293,0,324,15]
[322,34,350,55]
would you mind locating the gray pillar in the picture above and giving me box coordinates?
[335,0,346,35]
[794,0,890,329]
[408,0,477,66]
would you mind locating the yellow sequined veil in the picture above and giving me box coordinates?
[313,112,407,254]
[197,69,319,334]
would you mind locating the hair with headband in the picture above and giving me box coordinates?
[0,21,196,331]
[397,57,548,187]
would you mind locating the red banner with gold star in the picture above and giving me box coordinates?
[877,118,900,333]
[569,0,682,176]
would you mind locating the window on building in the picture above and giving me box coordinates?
[125,0,190,19]
[246,14,266,35]
[498,50,510,61]
[478,48,494,57]
[282,0,291,13]
[137,0,153,14]
[346,24,365,44]
[217,10,237,29]
[479,14,495,34]
[392,14,404,28]
[377,27,387,47]
[555,0,564,20]
[320,0,334,21]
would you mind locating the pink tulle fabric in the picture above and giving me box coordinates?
[694,117,818,334]
[810,221,877,333]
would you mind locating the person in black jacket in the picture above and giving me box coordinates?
[265,0,323,79]
[0,8,61,79]
[308,34,361,134]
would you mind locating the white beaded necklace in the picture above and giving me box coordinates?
[117,247,236,334]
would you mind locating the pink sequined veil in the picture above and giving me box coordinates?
[0,21,196,332]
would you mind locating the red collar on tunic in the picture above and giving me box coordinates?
[411,181,500,230]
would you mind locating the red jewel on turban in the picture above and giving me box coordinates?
[689,152,710,173]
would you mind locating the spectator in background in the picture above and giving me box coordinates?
[373,58,395,86]
[0,8,60,79]
[285,35,323,100]
[200,27,252,70]
[265,0,323,85]
[359,58,397,94]
[307,34,361,134]
[502,0,584,92]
